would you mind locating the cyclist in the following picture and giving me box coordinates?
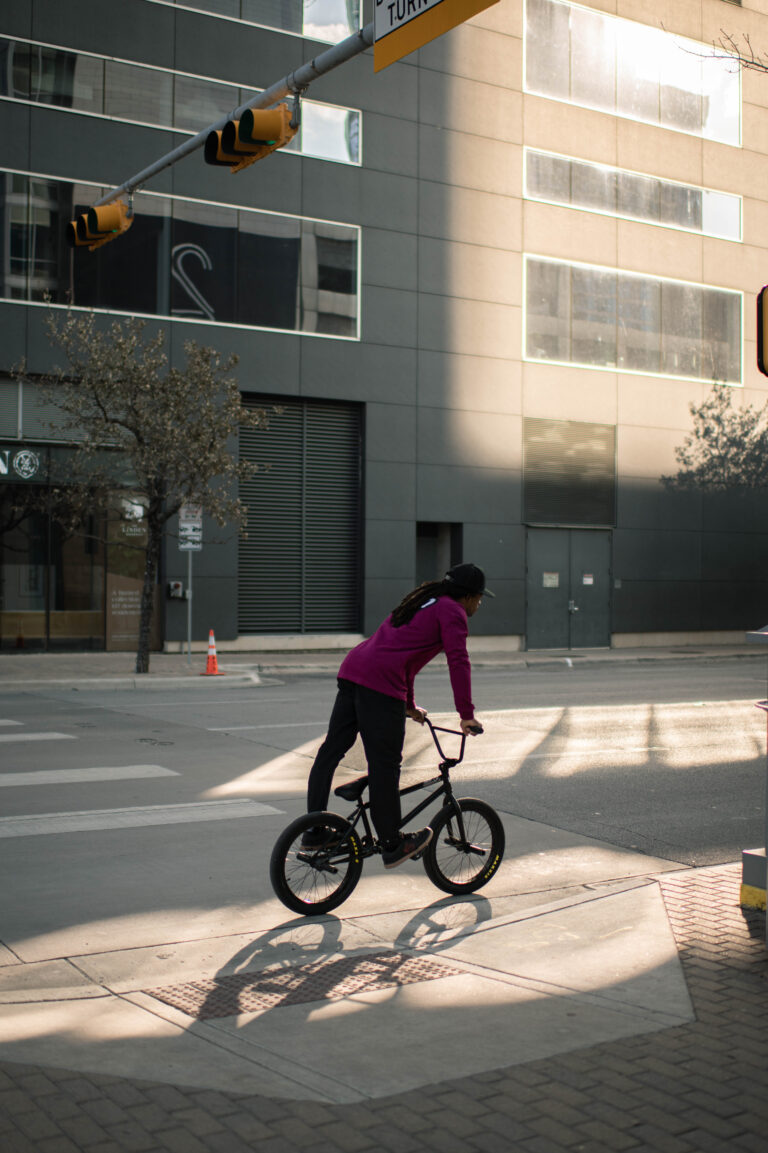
[305,562,493,868]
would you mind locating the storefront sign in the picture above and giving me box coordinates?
[0,446,41,481]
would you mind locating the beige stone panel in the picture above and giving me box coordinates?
[523,202,618,267]
[702,239,765,293]
[418,351,522,413]
[430,362,519,415]
[418,127,520,197]
[616,122,703,187]
[418,71,522,142]
[418,238,522,307]
[617,220,703,283]
[742,104,768,160]
[741,69,768,113]
[704,143,768,200]
[472,0,524,36]
[618,423,690,478]
[419,295,521,359]
[418,23,521,84]
[523,96,619,168]
[742,198,768,250]
[522,362,618,424]
[617,0,701,40]
[418,182,522,249]
[617,376,709,430]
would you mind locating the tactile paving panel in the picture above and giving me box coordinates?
[146,950,464,1019]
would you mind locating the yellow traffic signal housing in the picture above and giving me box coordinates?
[67,201,133,251]
[204,104,297,172]
[758,286,768,377]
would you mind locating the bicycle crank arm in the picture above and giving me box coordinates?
[443,837,487,856]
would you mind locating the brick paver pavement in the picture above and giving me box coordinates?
[1,863,766,1153]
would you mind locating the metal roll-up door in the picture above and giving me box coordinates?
[238,396,362,634]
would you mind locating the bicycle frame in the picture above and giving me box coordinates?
[337,719,471,856]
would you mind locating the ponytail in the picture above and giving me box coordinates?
[390,578,464,628]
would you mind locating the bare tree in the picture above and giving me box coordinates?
[708,30,768,76]
[18,310,270,673]
[663,384,768,493]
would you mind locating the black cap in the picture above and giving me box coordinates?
[445,563,495,598]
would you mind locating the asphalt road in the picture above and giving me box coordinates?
[1,655,766,965]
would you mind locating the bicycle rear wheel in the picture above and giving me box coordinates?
[269,811,363,916]
[423,798,504,895]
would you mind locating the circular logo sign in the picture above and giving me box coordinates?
[13,449,40,480]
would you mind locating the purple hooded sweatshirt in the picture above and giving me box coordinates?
[338,595,474,720]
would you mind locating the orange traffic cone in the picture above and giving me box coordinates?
[200,629,225,676]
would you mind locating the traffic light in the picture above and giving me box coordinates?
[758,286,768,377]
[67,201,133,251]
[204,104,297,172]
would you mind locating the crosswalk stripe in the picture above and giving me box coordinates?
[0,720,22,727]
[0,732,75,743]
[0,765,179,788]
[0,799,282,837]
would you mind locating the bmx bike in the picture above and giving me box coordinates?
[269,718,505,916]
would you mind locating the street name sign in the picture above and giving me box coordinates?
[374,0,500,72]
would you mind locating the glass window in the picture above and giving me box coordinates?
[525,0,740,145]
[0,38,359,166]
[617,276,660,372]
[525,257,742,383]
[617,170,659,222]
[164,0,360,41]
[571,266,616,366]
[570,5,615,113]
[0,171,359,339]
[525,150,741,241]
[174,74,239,133]
[526,259,570,362]
[301,103,360,164]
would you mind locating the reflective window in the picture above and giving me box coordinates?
[0,38,361,165]
[525,256,742,383]
[0,172,359,339]
[151,0,361,42]
[525,0,741,145]
[525,150,742,240]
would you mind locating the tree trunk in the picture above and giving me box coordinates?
[135,511,162,674]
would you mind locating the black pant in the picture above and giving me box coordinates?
[307,678,406,846]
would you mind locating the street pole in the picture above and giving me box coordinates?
[94,23,375,207]
[187,550,192,667]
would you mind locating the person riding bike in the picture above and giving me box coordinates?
[305,562,493,868]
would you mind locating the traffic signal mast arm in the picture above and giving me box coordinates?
[91,21,374,211]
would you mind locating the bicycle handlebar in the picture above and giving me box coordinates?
[423,716,483,765]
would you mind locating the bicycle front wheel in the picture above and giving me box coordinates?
[423,798,504,895]
[269,811,363,916]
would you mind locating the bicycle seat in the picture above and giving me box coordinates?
[334,775,368,801]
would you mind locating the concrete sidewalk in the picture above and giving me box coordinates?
[0,640,763,690]
[0,861,766,1152]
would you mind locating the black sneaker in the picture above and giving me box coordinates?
[300,827,337,851]
[382,828,433,869]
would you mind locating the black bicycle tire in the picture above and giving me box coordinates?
[269,811,363,916]
[423,797,504,895]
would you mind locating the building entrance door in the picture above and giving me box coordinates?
[526,528,611,649]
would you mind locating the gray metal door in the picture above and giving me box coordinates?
[526,529,611,649]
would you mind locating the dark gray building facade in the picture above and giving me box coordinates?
[1,0,767,653]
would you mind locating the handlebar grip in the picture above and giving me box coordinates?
[465,722,484,735]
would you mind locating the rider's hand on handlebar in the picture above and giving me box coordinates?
[461,718,484,736]
[407,706,428,724]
